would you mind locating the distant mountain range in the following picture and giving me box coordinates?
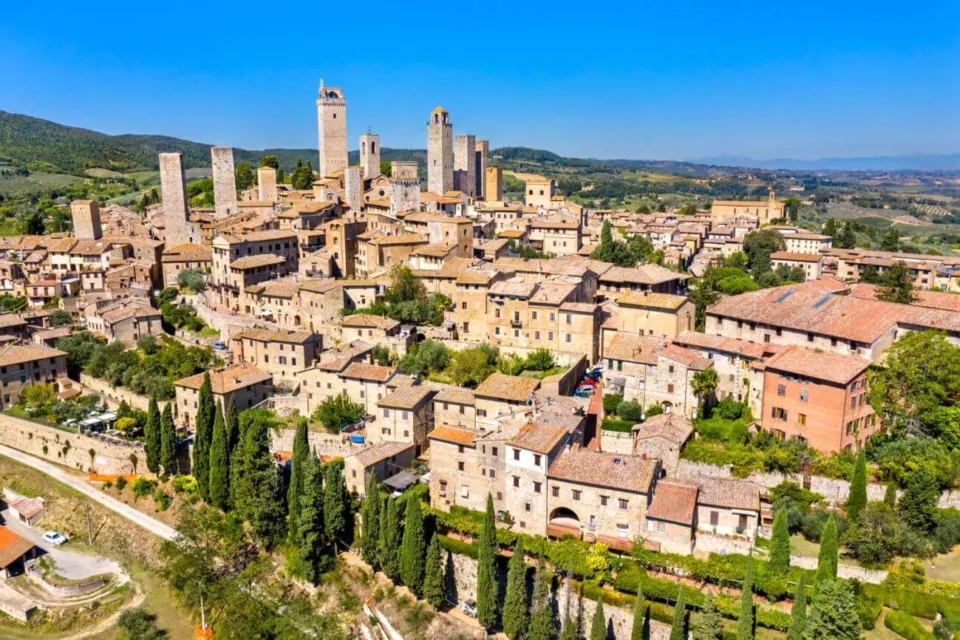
[691,153,960,172]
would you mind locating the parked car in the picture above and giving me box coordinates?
[580,377,598,387]
[461,599,477,618]
[212,341,226,350]
[42,531,67,546]
[576,384,596,396]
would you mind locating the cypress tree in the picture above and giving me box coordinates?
[770,506,791,574]
[360,471,381,566]
[736,555,755,640]
[159,403,178,476]
[208,402,229,510]
[694,593,722,640]
[376,494,389,572]
[288,418,309,528]
[669,589,686,640]
[899,465,939,532]
[631,584,645,640]
[400,496,427,594]
[787,574,807,640]
[193,373,214,500]
[225,395,240,455]
[295,452,326,583]
[803,579,861,640]
[590,598,607,640]
[503,539,529,640]
[228,408,248,509]
[815,515,839,583]
[323,461,349,549]
[847,450,868,522]
[884,483,897,508]
[380,497,402,581]
[528,555,555,640]
[423,534,445,609]
[476,493,499,630]
[236,411,287,547]
[561,619,578,640]
[144,395,161,474]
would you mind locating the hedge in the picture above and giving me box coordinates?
[862,583,960,621]
[600,418,635,433]
[438,534,477,559]
[884,610,935,640]
[857,590,883,630]
[884,568,960,600]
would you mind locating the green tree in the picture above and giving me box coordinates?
[360,471,381,566]
[694,592,722,640]
[737,556,755,640]
[313,394,364,433]
[786,574,807,640]
[400,496,427,594]
[291,158,315,190]
[423,534,445,608]
[591,598,607,640]
[208,402,229,510]
[844,502,901,566]
[259,155,279,169]
[803,579,861,640]
[144,395,161,474]
[503,539,529,640]
[379,496,402,581]
[476,493,499,629]
[234,409,286,547]
[669,589,687,640]
[783,197,802,222]
[294,452,326,583]
[287,419,310,528]
[884,483,897,507]
[160,403,178,476]
[743,229,786,278]
[815,515,838,583]
[47,309,71,327]
[235,162,254,192]
[528,555,555,640]
[225,395,239,455]
[847,450,868,522]
[323,461,349,549]
[770,506,791,574]
[899,464,939,532]
[880,228,901,252]
[193,373,214,501]
[631,584,647,640]
[877,261,918,304]
[692,368,719,416]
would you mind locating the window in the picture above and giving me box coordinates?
[439,479,447,496]
[513,476,520,488]
[600,496,608,506]
[461,486,470,498]
[850,395,857,409]
[534,482,542,493]
[799,389,808,402]
[657,521,666,533]
[383,408,390,418]
[478,409,487,417]
[777,384,786,397]
[618,524,629,539]
[668,365,675,374]
[667,383,674,394]
[513,449,520,461]
[534,454,541,466]
[525,502,531,512]
[458,445,465,454]
[552,486,559,497]
[572,490,582,501]
[492,447,498,456]
[798,413,807,425]
[710,511,719,526]
[565,334,571,343]
[771,407,788,420]
[618,498,628,509]
[489,469,496,479]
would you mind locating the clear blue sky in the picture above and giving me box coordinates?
[2,0,958,161]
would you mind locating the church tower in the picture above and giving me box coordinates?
[360,132,380,180]
[316,79,348,179]
[427,106,453,195]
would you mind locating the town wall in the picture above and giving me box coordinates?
[79,374,151,412]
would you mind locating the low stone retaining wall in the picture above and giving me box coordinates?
[270,428,366,459]
[0,413,143,475]
[79,374,151,412]
[787,555,887,583]
[26,561,107,597]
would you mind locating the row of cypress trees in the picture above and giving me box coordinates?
[141,395,178,476]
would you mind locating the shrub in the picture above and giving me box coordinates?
[154,489,172,511]
[616,401,643,423]
[601,418,635,433]
[885,610,935,640]
[115,476,128,491]
[524,348,555,372]
[438,534,478,559]
[131,477,157,500]
[857,591,883,630]
[603,393,623,414]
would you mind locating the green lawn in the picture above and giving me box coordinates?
[923,546,960,582]
[790,534,820,558]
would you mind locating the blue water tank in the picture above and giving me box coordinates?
[349,435,365,444]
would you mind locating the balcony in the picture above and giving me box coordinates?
[510,317,522,327]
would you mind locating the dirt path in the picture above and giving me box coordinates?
[61,583,145,640]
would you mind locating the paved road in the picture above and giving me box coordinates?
[0,444,176,541]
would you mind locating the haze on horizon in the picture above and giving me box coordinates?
[1,0,957,162]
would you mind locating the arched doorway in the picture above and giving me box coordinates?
[661,401,674,413]
[547,507,582,539]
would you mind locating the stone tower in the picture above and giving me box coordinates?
[392,161,419,181]
[359,133,380,180]
[210,146,237,218]
[159,152,190,247]
[316,80,348,179]
[427,106,453,195]
[390,179,421,215]
[454,134,477,197]
[70,199,102,241]
[344,167,362,212]
[486,167,503,202]
[258,167,278,202]
[475,140,489,198]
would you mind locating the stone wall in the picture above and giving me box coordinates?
[0,413,144,475]
[270,428,366,459]
[787,555,887,584]
[26,560,107,597]
[601,431,634,455]
[79,374,151,412]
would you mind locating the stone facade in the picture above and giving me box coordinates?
[79,373,151,411]
[257,167,278,202]
[392,161,418,181]
[453,134,477,197]
[158,152,190,247]
[486,167,503,202]
[344,167,362,212]
[316,81,348,178]
[475,139,489,198]
[70,200,102,241]
[359,133,380,180]
[390,179,421,215]
[210,146,238,218]
[427,107,453,195]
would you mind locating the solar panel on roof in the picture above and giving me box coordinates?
[773,289,795,303]
[813,293,834,308]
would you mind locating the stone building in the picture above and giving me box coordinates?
[339,313,400,344]
[257,167,278,202]
[174,363,274,428]
[504,421,571,534]
[475,140,489,199]
[770,251,823,281]
[211,146,238,218]
[209,230,298,311]
[344,441,416,497]
[359,132,380,180]
[231,328,323,383]
[525,177,555,208]
[427,107,453,195]
[84,303,162,347]
[160,243,212,289]
[694,477,761,542]
[0,343,68,407]
[474,372,541,431]
[531,215,581,256]
[454,134,477,197]
[630,413,693,475]
[159,152,191,247]
[644,478,698,554]
[710,191,784,224]
[372,383,436,452]
[70,200,102,241]
[316,80,348,178]
[486,167,503,202]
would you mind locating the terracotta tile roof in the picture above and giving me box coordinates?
[341,362,395,382]
[497,229,526,239]
[434,387,475,406]
[848,283,960,312]
[530,215,580,230]
[101,304,161,325]
[507,422,570,454]
[0,343,66,366]
[600,264,688,286]
[230,254,286,270]
[317,340,373,372]
[603,334,664,364]
[474,372,541,403]
[673,331,780,360]
[0,314,26,328]
[410,244,456,258]
[174,363,272,394]
[695,476,760,511]
[456,264,504,285]
[490,279,538,298]
[0,526,34,569]
[646,479,698,524]
[378,384,435,409]
[559,302,599,313]
[437,257,483,279]
[770,251,822,263]
[428,425,477,446]
[530,282,577,306]
[659,343,712,370]
[764,345,871,385]
[235,328,316,344]
[162,243,212,261]
[372,233,429,247]
[341,314,400,331]
[617,291,689,310]
[632,413,693,445]
[548,446,657,494]
[7,495,44,519]
[351,441,415,467]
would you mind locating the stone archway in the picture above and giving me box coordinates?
[547,507,582,539]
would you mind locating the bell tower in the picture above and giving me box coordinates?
[316,79,348,179]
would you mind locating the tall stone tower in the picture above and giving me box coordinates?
[475,140,489,199]
[316,80,348,179]
[258,167,278,202]
[70,200,102,241]
[427,106,453,195]
[454,134,477,197]
[210,146,237,218]
[390,179,421,215]
[359,133,380,180]
[392,161,419,181]
[159,152,190,247]
[486,167,503,202]
[344,167,362,212]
